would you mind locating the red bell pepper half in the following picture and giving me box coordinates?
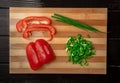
[26,39,55,70]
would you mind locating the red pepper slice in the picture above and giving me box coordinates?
[23,16,51,24]
[16,19,24,32]
[26,39,55,70]
[16,16,56,41]
[23,26,53,41]
[22,16,51,30]
[16,16,51,33]
[25,24,56,35]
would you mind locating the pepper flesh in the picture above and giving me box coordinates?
[35,39,55,63]
[24,24,56,35]
[26,39,55,70]
[16,19,24,32]
[26,42,44,70]
[23,24,53,41]
[16,16,56,41]
[22,16,51,29]
[16,16,51,33]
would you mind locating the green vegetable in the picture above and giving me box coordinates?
[65,34,95,66]
[52,13,104,33]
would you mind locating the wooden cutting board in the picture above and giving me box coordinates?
[10,7,107,74]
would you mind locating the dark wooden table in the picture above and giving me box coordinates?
[0,0,120,83]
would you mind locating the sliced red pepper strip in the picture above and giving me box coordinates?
[26,39,55,70]
[22,16,51,28]
[16,16,56,41]
[16,19,24,32]
[26,42,44,70]
[23,25,53,41]
[35,24,56,35]
[16,16,51,33]
[23,16,51,24]
[25,24,56,35]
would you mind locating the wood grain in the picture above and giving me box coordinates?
[10,7,107,74]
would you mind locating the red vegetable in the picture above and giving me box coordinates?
[26,39,55,70]
[16,19,24,32]
[26,42,44,70]
[22,16,51,28]
[16,16,56,41]
[16,16,51,32]
[35,39,55,63]
[24,24,56,35]
[23,24,53,41]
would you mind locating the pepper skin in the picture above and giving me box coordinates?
[24,24,56,35]
[23,24,54,41]
[21,16,51,31]
[23,26,53,41]
[26,39,55,70]
[26,42,44,70]
[16,16,51,33]
[35,39,55,63]
[16,16,56,41]
[16,19,24,32]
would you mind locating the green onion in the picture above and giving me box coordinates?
[65,34,95,66]
[52,13,105,33]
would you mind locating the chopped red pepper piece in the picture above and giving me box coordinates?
[26,39,55,70]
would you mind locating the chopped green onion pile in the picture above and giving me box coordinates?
[52,13,104,33]
[65,34,95,66]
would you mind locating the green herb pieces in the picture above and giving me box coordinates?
[65,34,95,66]
[52,13,104,33]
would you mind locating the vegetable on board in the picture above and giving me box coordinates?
[65,34,95,66]
[16,16,56,41]
[52,13,104,33]
[26,39,55,70]
[16,16,51,32]
[23,24,55,41]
